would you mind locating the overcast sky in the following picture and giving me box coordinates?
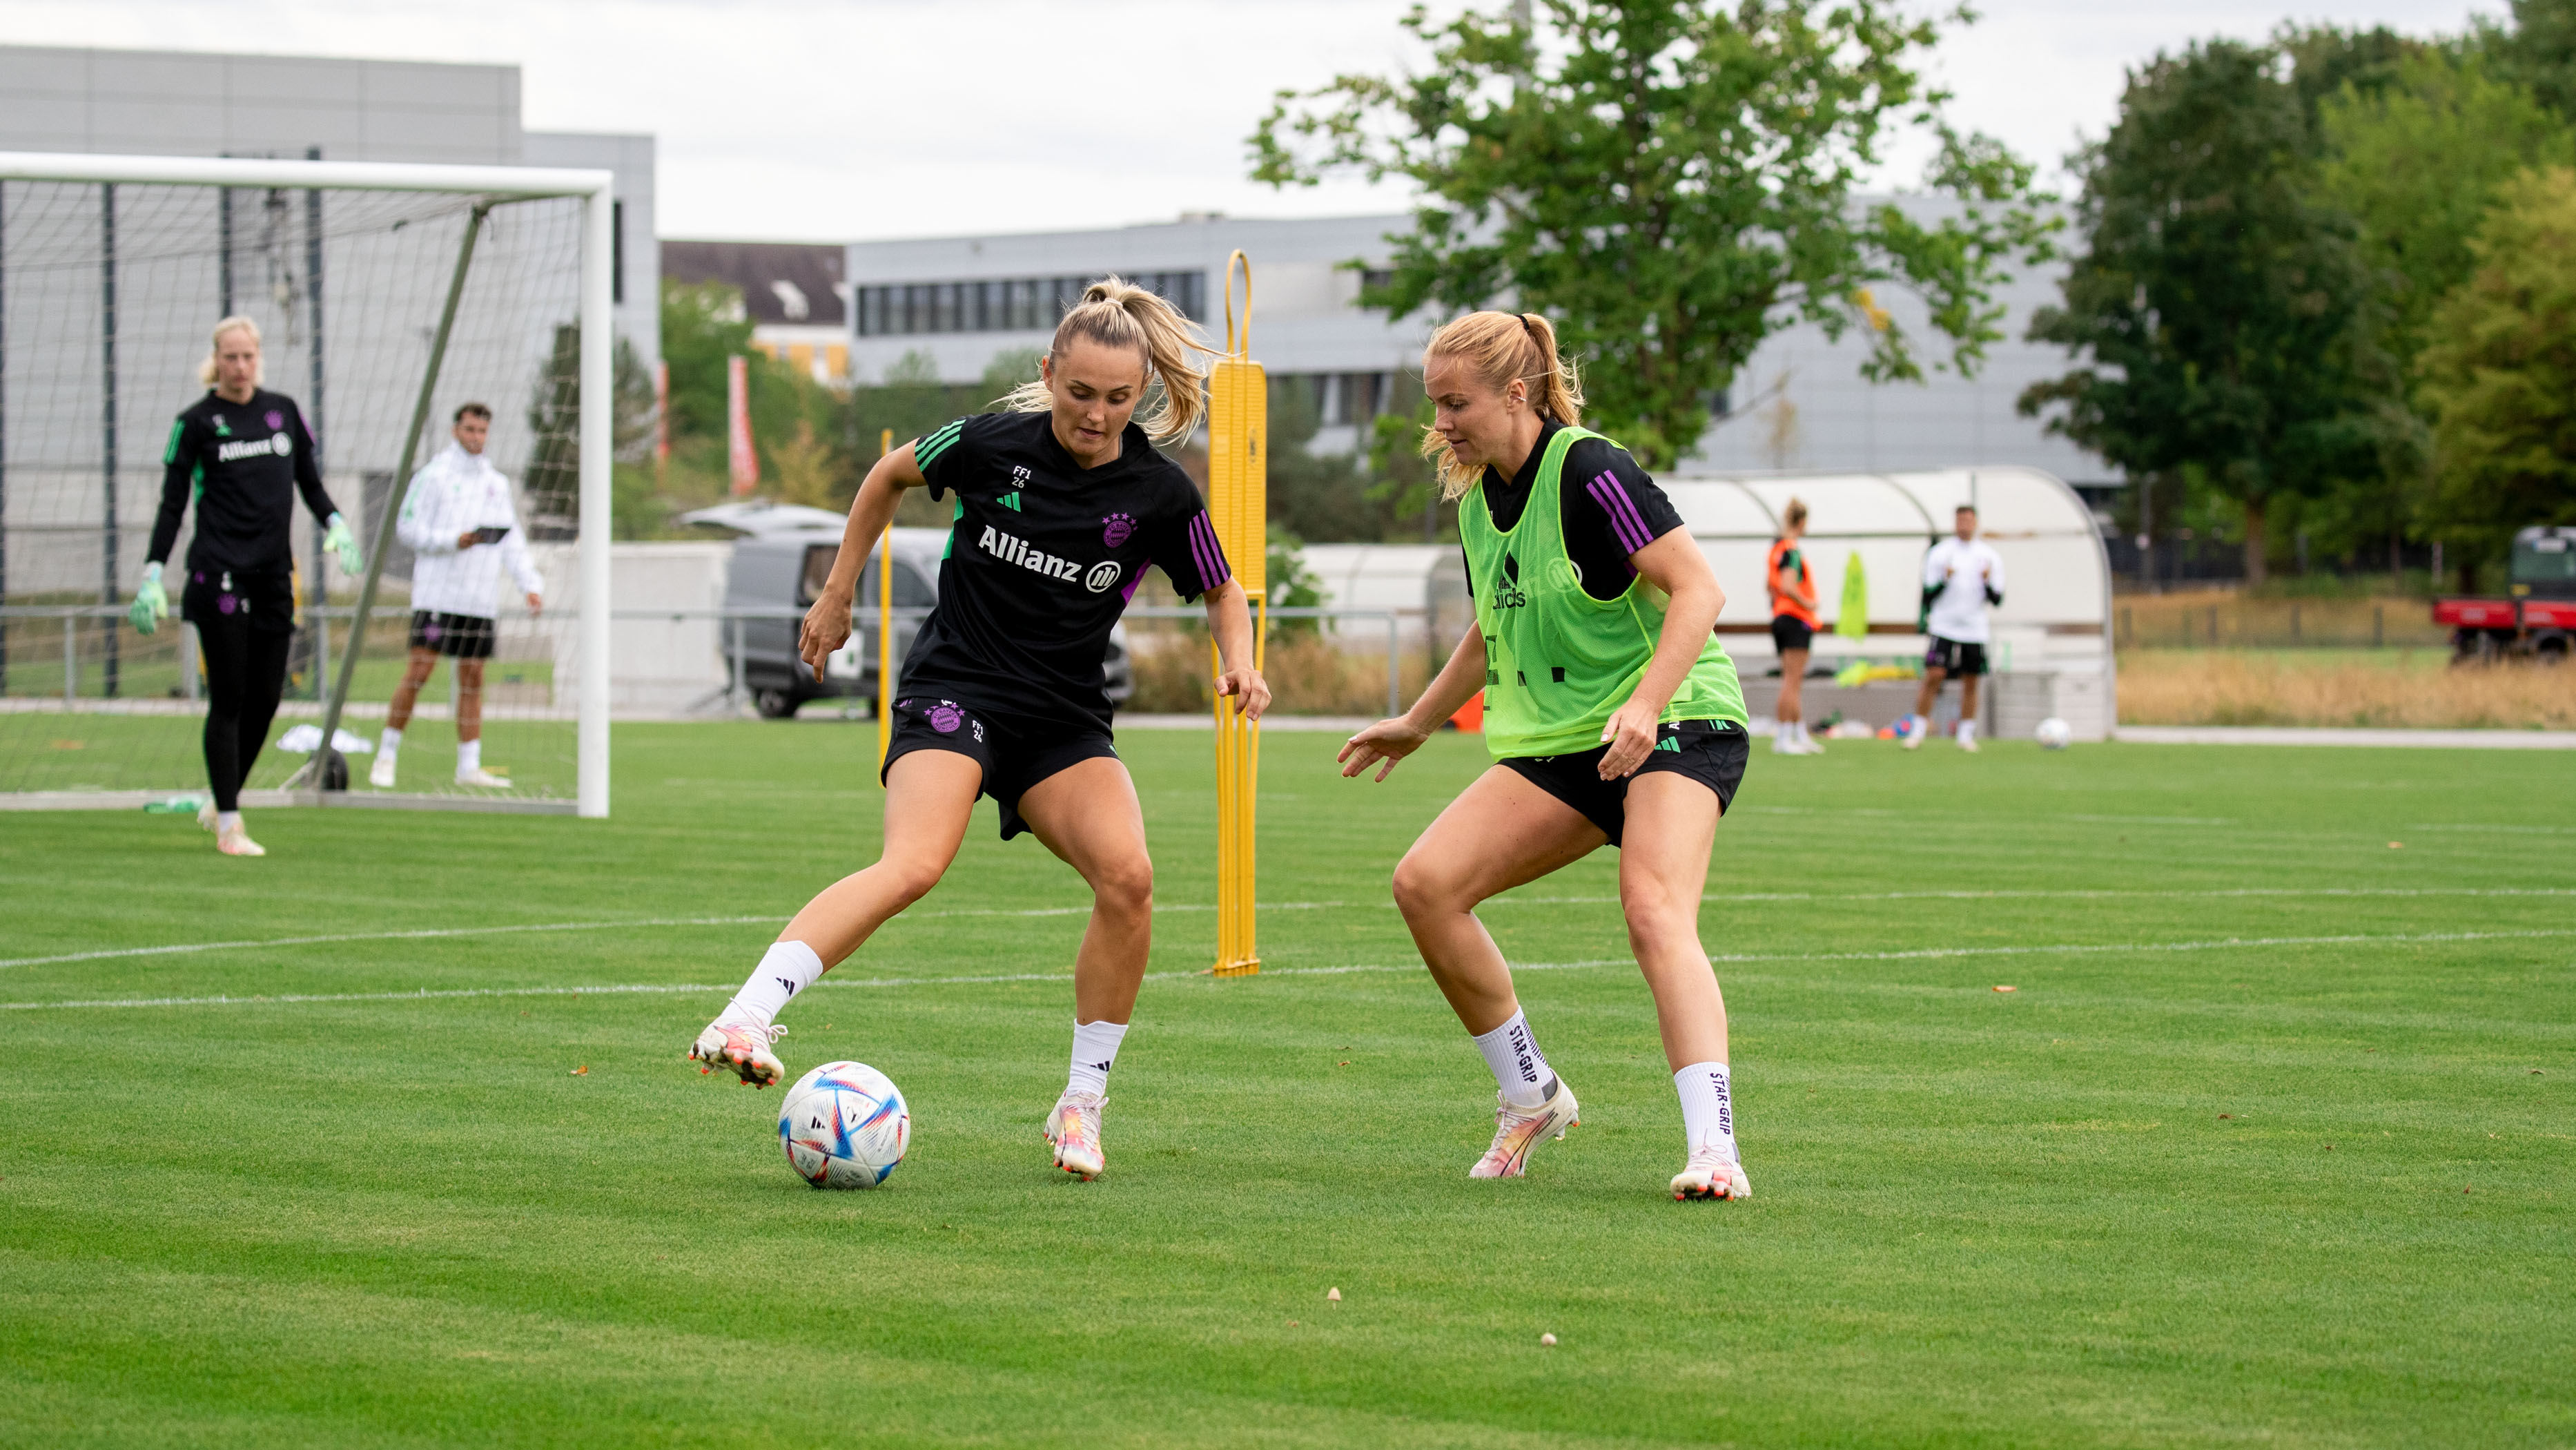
[0,0,2504,241]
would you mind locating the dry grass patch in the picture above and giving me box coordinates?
[2118,649,2576,728]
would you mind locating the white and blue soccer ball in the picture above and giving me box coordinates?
[2036,717,2074,751]
[779,1061,910,1189]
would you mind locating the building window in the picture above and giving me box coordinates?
[612,201,625,306]
[847,269,1208,338]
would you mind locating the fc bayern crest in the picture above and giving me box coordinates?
[1101,512,1135,548]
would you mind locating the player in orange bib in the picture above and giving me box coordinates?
[1766,499,1824,755]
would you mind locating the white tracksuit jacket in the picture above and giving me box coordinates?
[397,443,545,619]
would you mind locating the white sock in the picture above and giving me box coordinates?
[457,738,481,774]
[216,810,243,835]
[1774,720,1792,744]
[1066,1019,1129,1099]
[1957,719,1978,745]
[722,939,825,1028]
[1795,722,1814,744]
[1675,1061,1738,1162]
[378,726,402,755]
[1472,1009,1556,1109]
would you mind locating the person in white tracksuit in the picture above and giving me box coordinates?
[372,403,545,789]
[1904,503,2007,753]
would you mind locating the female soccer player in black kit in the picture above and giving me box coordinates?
[690,279,1270,1181]
[128,316,362,857]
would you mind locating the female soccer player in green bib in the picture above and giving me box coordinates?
[1340,311,1755,1201]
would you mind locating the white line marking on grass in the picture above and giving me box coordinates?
[1483,886,2576,907]
[10,928,2570,1014]
[0,901,1356,970]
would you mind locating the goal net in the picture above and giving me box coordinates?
[0,153,611,815]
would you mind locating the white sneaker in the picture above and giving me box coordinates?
[1900,717,1926,751]
[1046,1091,1107,1180]
[1671,1146,1752,1201]
[454,766,511,788]
[215,824,266,858]
[369,752,398,789]
[1956,724,1980,753]
[1469,1076,1580,1178]
[689,1016,787,1088]
[1770,729,1797,755]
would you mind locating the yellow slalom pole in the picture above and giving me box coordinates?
[1208,251,1266,977]
[875,427,895,777]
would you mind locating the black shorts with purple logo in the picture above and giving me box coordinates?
[409,610,497,659]
[880,695,1120,840]
[1923,635,1987,677]
[1499,719,1749,849]
[180,563,295,635]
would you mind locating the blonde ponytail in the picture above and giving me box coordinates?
[197,314,264,387]
[1002,278,1216,447]
[1417,310,1585,500]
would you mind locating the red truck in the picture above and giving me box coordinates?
[2434,526,2576,662]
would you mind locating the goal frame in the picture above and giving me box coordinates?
[0,151,616,818]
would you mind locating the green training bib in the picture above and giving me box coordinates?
[1461,425,1746,759]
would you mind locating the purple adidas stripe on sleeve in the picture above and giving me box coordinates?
[1587,470,1659,555]
[1186,510,1233,590]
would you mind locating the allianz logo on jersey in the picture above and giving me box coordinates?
[979,524,1122,593]
[1490,551,1528,609]
[215,432,292,464]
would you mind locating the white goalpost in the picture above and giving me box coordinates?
[0,152,614,818]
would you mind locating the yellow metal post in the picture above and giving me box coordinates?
[1209,252,1267,977]
[876,427,895,777]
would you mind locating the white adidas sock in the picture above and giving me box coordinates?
[1066,1019,1129,1099]
[378,725,402,757]
[457,738,481,774]
[1675,1061,1738,1162]
[722,940,826,1028]
[216,810,243,835]
[1472,1009,1556,1109]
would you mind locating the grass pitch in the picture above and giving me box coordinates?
[2,725,2570,1447]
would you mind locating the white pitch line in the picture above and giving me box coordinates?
[10,886,2569,972]
[6,927,2569,1014]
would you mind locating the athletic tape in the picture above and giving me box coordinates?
[6,927,2569,1014]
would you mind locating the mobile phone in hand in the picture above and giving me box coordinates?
[471,525,511,544]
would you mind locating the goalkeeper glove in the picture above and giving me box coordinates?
[324,512,364,576]
[129,562,168,635]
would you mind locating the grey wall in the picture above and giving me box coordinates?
[525,130,658,368]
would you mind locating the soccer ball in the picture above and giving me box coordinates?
[779,1061,910,1189]
[2036,717,2074,750]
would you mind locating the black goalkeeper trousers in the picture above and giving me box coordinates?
[199,616,292,812]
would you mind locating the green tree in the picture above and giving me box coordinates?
[2489,0,2576,118]
[979,347,1044,409]
[658,279,754,440]
[2417,166,2576,577]
[2020,38,2386,586]
[1250,0,2056,467]
[1264,376,1385,541]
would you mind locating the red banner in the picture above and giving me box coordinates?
[727,354,759,496]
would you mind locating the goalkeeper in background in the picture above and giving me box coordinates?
[370,403,544,789]
[130,316,363,857]
[1902,503,2006,753]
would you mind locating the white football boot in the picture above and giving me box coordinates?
[1956,721,1980,753]
[196,800,217,831]
[689,1016,786,1088]
[454,766,511,788]
[1671,1146,1753,1201]
[369,750,398,789]
[1900,715,1927,751]
[215,823,266,857]
[1046,1091,1107,1180]
[1469,1077,1580,1178]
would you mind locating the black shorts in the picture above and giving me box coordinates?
[1924,636,1987,677]
[409,610,497,659]
[1770,615,1815,653]
[179,564,295,634]
[1499,719,1748,849]
[881,695,1120,841]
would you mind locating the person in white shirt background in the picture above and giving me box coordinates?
[1904,503,2006,753]
[372,403,545,789]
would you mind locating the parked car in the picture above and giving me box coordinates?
[721,526,1134,718]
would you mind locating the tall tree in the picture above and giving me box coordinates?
[1251,0,2054,467]
[2490,0,2576,118]
[2417,166,2576,577]
[2020,39,2385,586]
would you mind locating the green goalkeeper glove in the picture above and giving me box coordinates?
[129,562,168,635]
[324,512,364,576]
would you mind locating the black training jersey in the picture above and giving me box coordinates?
[148,389,339,578]
[1466,417,1687,603]
[905,411,1230,728]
